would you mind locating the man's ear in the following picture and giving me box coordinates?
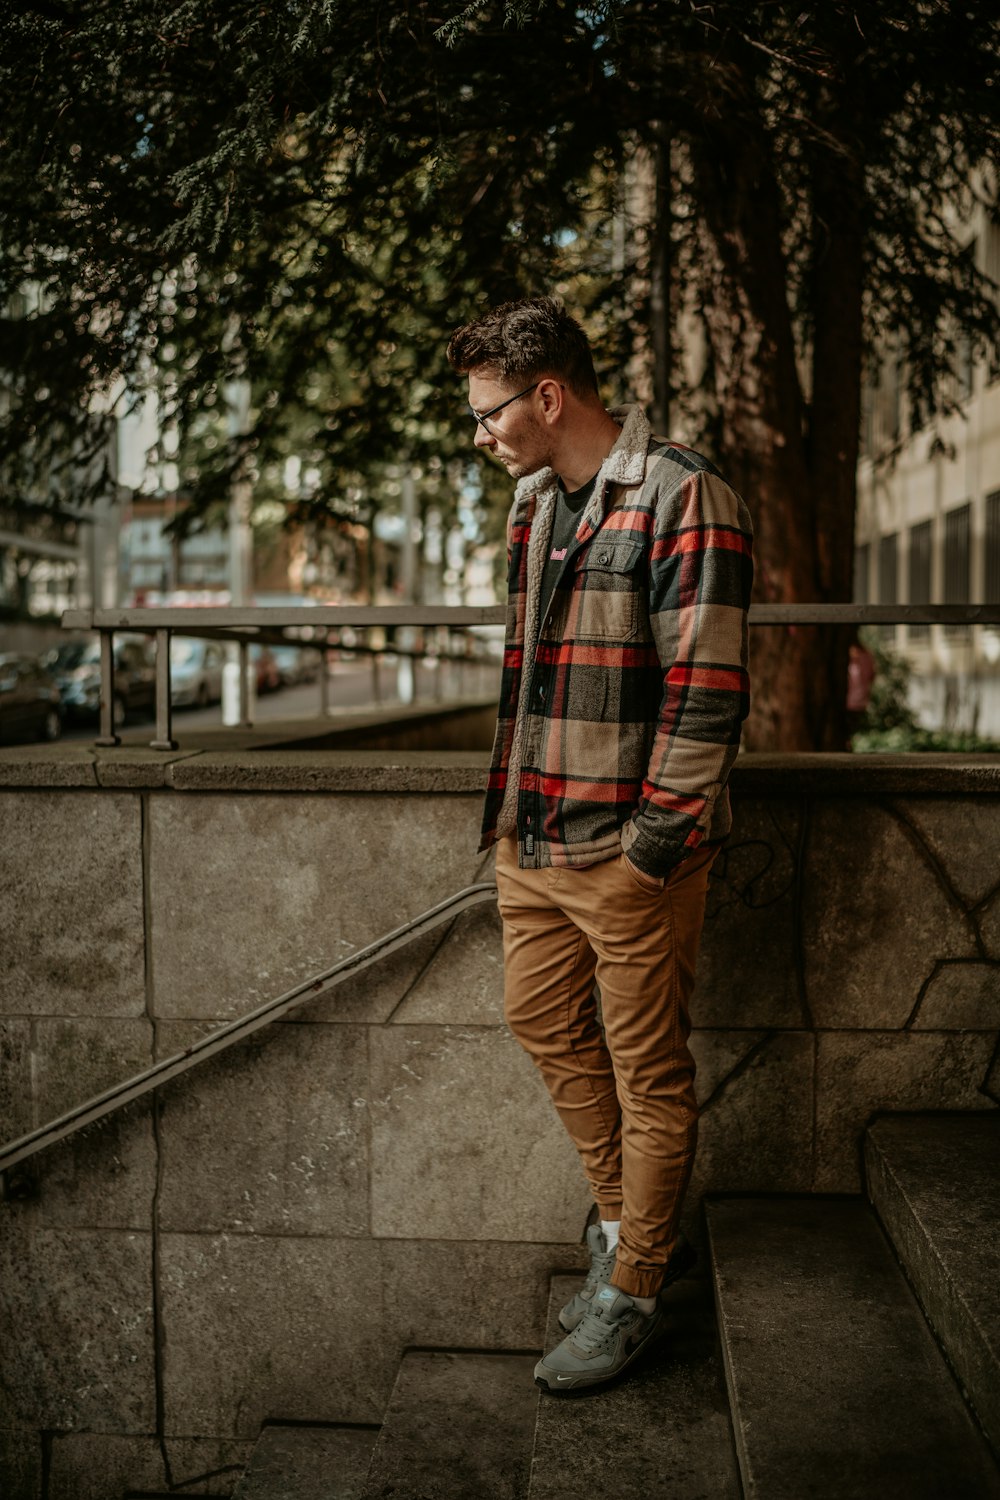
[537,378,565,424]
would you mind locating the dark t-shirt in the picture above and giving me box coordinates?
[540,474,597,622]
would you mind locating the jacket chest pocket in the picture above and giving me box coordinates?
[571,539,645,642]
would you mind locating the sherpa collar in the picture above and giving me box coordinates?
[512,403,652,511]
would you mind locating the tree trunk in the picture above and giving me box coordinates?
[806,78,867,749]
[684,114,862,750]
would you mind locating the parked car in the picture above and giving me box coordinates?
[0,654,63,743]
[43,635,156,728]
[270,644,321,686]
[170,638,226,708]
[250,644,282,694]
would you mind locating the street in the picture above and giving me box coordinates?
[59,655,496,743]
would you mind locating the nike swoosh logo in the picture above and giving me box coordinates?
[555,1374,575,1382]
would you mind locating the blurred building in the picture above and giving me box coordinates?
[855,205,1000,736]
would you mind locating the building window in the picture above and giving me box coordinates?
[944,502,971,635]
[878,532,898,639]
[853,542,871,605]
[909,519,932,639]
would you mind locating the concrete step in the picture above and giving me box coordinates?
[865,1111,1000,1458]
[360,1348,539,1500]
[528,1270,740,1499]
[232,1423,378,1500]
[706,1196,1000,1499]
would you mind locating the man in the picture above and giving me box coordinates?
[447,297,752,1392]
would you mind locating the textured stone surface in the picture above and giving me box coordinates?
[148,793,485,1020]
[686,1031,815,1206]
[236,1425,376,1500]
[168,749,492,792]
[0,1019,32,1139]
[47,1432,254,1500]
[896,796,1000,908]
[697,799,803,1028]
[390,899,505,1024]
[379,1239,587,1352]
[0,1017,155,1228]
[707,1196,1000,1499]
[362,1351,538,1500]
[980,886,1000,959]
[49,1435,161,1499]
[155,1020,368,1235]
[689,1030,771,1107]
[161,1234,390,1434]
[5,746,1000,793]
[0,1227,154,1431]
[94,747,203,788]
[803,801,974,1028]
[0,745,99,786]
[370,1024,589,1242]
[530,1271,739,1500]
[0,791,145,1017]
[0,1428,41,1500]
[814,1032,997,1192]
[9,1104,154,1231]
[730,752,1000,795]
[912,961,1000,1029]
[20,1016,153,1122]
[865,1113,1000,1455]
[166,1436,258,1494]
[550,1273,707,1472]
[294,925,445,1025]
[2,768,998,1468]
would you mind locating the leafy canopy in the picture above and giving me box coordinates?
[1,0,998,525]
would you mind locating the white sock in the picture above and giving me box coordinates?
[631,1293,657,1316]
[600,1218,621,1252]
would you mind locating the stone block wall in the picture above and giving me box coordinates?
[0,747,997,1498]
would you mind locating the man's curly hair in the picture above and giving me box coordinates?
[447,296,599,398]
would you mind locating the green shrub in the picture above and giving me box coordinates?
[852,725,1000,753]
[856,629,917,734]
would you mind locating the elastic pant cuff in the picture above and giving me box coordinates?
[610,1262,666,1299]
[595,1200,623,1223]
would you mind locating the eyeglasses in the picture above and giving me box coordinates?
[468,382,540,435]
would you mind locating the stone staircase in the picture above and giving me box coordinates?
[230,1113,1000,1500]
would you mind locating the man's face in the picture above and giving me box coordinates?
[466,371,551,480]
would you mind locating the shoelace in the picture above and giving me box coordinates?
[571,1302,638,1355]
[582,1246,617,1295]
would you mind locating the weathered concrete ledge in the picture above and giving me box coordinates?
[2,730,998,1495]
[1,741,998,793]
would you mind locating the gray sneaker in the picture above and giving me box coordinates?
[558,1228,697,1332]
[536,1282,663,1392]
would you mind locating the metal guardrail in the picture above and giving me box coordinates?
[0,882,499,1180]
[60,606,505,750]
[60,603,1000,751]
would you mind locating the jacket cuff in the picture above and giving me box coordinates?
[619,819,685,882]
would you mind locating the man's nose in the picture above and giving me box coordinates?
[473,423,494,450]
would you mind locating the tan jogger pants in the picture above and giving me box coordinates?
[494,835,717,1299]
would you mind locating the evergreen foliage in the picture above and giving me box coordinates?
[1,1,998,739]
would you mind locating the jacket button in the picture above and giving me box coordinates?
[599,552,610,564]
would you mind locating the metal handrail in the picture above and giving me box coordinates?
[0,881,498,1179]
[59,602,1000,751]
[63,603,1000,629]
[60,606,504,750]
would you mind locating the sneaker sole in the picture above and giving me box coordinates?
[534,1310,664,1394]
[556,1239,698,1334]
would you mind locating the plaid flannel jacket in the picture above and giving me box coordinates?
[479,404,753,878]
